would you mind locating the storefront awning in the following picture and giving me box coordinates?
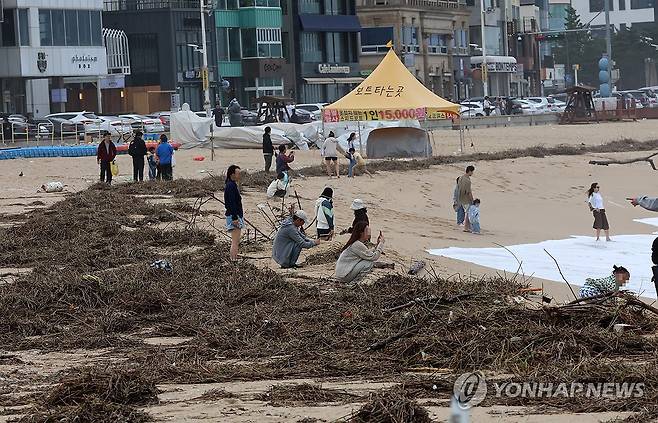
[299,14,361,32]
[304,78,336,84]
[304,77,364,84]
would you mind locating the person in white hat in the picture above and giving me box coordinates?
[348,199,369,234]
[272,210,320,268]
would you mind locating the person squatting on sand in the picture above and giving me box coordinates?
[456,165,475,231]
[224,165,243,261]
[267,172,291,198]
[468,199,481,234]
[97,132,116,185]
[335,222,390,284]
[272,210,320,268]
[315,187,335,240]
[322,131,340,179]
[579,265,630,298]
[587,182,611,241]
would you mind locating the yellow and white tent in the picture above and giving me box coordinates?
[323,49,460,123]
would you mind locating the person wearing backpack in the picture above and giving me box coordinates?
[128,131,148,182]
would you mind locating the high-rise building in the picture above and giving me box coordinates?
[215,0,287,108]
[103,0,218,113]
[0,0,108,117]
[357,0,471,101]
[282,0,362,104]
[570,0,655,31]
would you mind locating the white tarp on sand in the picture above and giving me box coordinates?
[211,122,318,149]
[170,103,213,144]
[427,218,658,299]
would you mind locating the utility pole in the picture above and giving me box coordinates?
[604,0,612,96]
[199,0,214,160]
[480,0,488,96]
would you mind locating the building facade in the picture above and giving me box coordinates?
[103,0,217,113]
[357,0,471,101]
[0,0,107,117]
[571,0,655,31]
[215,0,288,108]
[283,0,362,104]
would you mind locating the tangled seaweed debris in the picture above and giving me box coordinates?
[258,383,362,407]
[13,367,158,423]
[346,386,432,423]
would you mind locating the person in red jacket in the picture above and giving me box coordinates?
[97,132,117,184]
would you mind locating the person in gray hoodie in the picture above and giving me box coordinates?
[272,210,320,268]
[628,196,658,211]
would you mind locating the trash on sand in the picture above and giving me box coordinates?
[408,261,426,275]
[42,182,64,193]
[150,259,173,272]
[193,156,205,161]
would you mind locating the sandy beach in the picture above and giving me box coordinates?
[2,120,658,422]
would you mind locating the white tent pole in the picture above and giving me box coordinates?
[357,120,363,156]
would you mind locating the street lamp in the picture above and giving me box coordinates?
[480,0,488,97]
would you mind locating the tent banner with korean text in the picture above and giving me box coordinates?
[323,49,460,123]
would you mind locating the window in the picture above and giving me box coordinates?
[299,0,321,13]
[241,29,257,57]
[39,10,52,46]
[78,10,91,46]
[65,10,78,46]
[619,0,626,9]
[128,33,160,86]
[19,9,29,46]
[589,0,614,12]
[325,0,347,14]
[1,9,17,47]
[301,31,322,62]
[630,0,653,8]
[361,26,393,53]
[282,32,290,63]
[229,28,241,60]
[326,32,348,62]
[256,28,282,57]
[91,11,102,46]
[52,10,65,46]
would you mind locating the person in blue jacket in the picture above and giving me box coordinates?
[156,134,174,181]
[224,165,243,260]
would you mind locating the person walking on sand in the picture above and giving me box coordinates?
[272,210,320,268]
[97,132,116,185]
[276,144,295,180]
[263,126,274,172]
[128,130,147,182]
[587,182,611,241]
[322,131,340,178]
[212,103,225,127]
[346,132,357,151]
[225,165,243,261]
[468,199,482,234]
[457,165,475,231]
[156,134,174,181]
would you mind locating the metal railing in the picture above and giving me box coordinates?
[360,0,464,8]
[104,0,203,11]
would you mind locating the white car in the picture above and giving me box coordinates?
[460,102,486,117]
[118,114,165,133]
[516,99,542,115]
[46,111,102,133]
[295,103,328,120]
[98,116,134,139]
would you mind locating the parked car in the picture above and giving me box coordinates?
[42,117,86,138]
[515,99,542,114]
[146,111,171,132]
[46,111,102,133]
[241,109,259,126]
[287,107,315,123]
[98,115,134,140]
[551,99,567,112]
[527,97,555,113]
[118,114,166,133]
[624,90,653,108]
[638,87,658,107]
[613,91,644,109]
[295,103,328,120]
[459,102,486,117]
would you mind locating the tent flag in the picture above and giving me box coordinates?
[323,49,460,123]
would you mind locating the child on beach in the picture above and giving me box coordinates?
[147,147,157,181]
[468,199,481,234]
[579,265,630,298]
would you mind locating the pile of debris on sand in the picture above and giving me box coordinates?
[1,182,657,422]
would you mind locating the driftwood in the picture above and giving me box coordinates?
[589,152,658,170]
[382,294,474,313]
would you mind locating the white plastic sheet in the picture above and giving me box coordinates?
[427,218,658,299]
[170,103,213,144]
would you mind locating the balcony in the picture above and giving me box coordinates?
[104,0,202,11]
[359,0,467,9]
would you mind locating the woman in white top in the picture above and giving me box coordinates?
[322,131,340,178]
[587,182,611,241]
[335,222,385,283]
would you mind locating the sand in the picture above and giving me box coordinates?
[2,119,658,421]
